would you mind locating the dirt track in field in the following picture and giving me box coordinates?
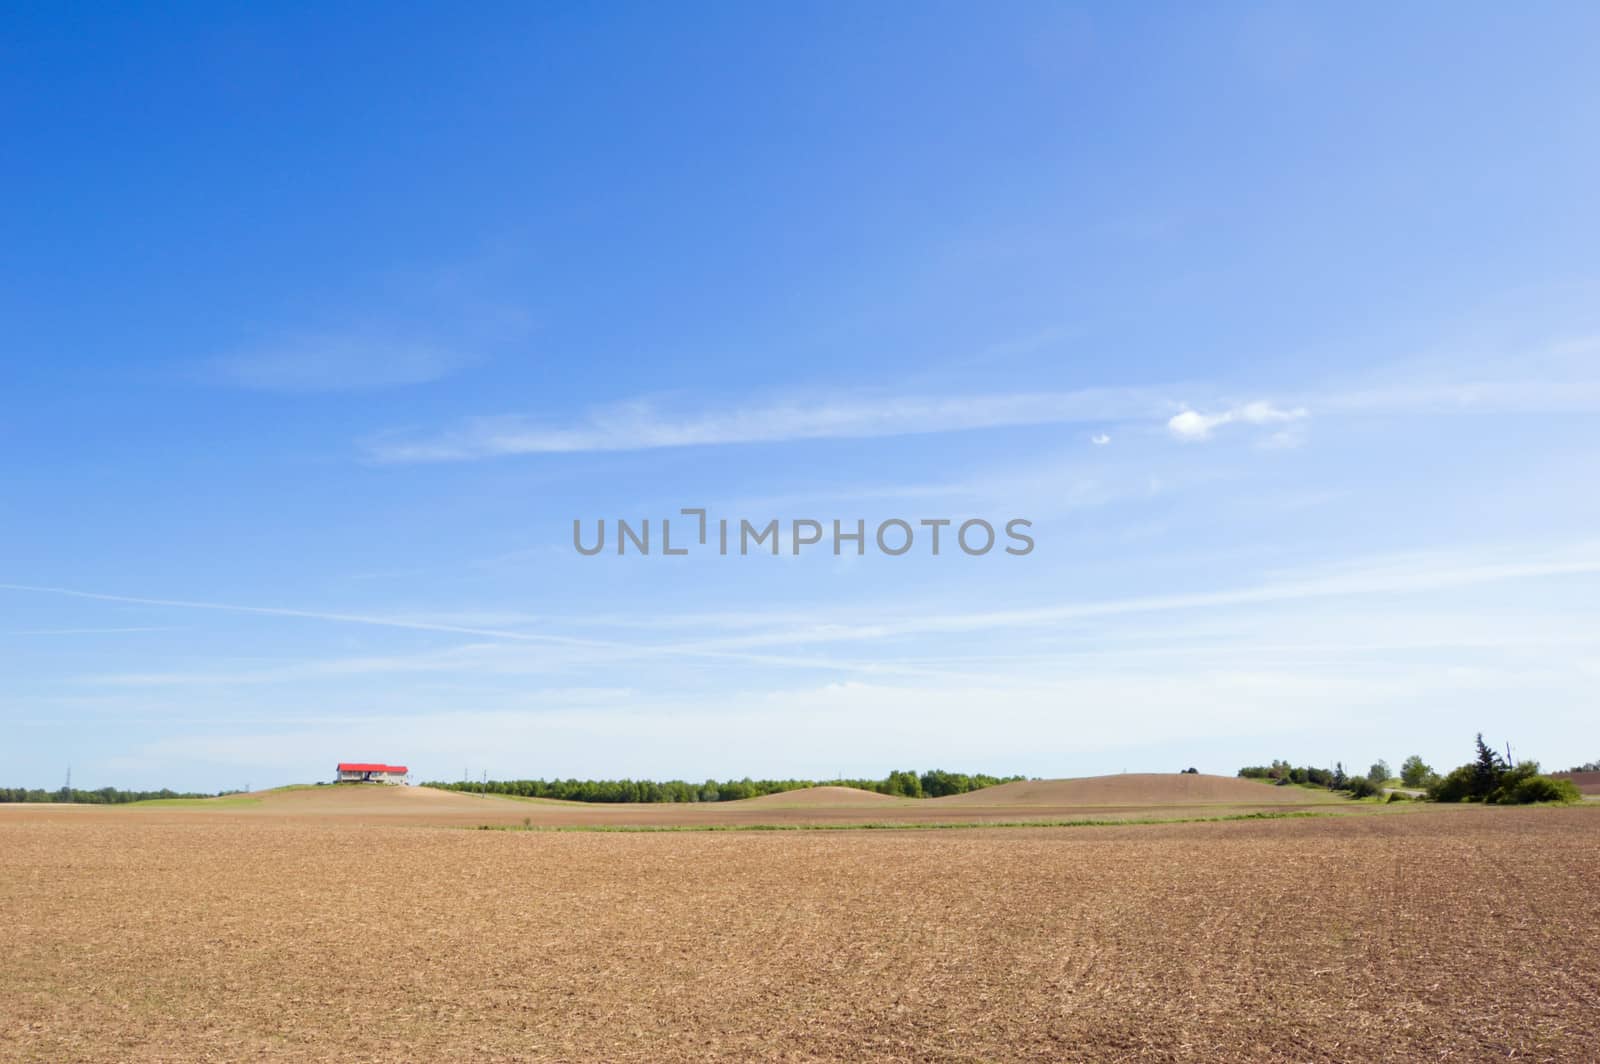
[2,802,1597,1062]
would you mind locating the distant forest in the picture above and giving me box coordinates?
[422,769,1025,803]
[0,787,225,804]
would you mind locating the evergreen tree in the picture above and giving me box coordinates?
[1471,733,1506,800]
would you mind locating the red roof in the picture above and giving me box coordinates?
[337,763,409,774]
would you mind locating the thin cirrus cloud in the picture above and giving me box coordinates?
[364,389,1164,462]
[30,538,1600,703]
[1167,400,1309,442]
[210,332,473,393]
[358,352,1600,461]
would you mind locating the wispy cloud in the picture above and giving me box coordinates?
[645,540,1600,653]
[1167,400,1309,442]
[358,336,1600,460]
[0,626,176,636]
[119,643,1572,780]
[20,540,1600,689]
[364,389,1163,461]
[0,583,605,648]
[1318,334,1600,416]
[210,332,473,393]
[121,673,1370,776]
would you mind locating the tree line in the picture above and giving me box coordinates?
[1238,759,1394,798]
[1239,733,1582,804]
[422,768,1025,803]
[0,786,224,804]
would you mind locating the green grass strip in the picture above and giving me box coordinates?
[464,810,1336,833]
[125,796,264,808]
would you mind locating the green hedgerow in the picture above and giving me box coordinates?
[1500,775,1582,805]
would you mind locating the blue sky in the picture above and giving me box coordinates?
[3,3,1598,790]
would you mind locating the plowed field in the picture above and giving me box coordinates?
[2,800,1596,1061]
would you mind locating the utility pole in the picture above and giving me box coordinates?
[63,766,71,803]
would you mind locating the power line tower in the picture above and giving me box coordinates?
[62,766,72,804]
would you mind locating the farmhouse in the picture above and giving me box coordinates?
[335,762,409,785]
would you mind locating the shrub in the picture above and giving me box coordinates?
[1429,765,1476,802]
[1345,776,1382,799]
[1386,791,1409,803]
[1487,760,1540,803]
[1500,775,1581,805]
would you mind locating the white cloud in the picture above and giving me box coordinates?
[1257,426,1308,450]
[1168,400,1309,441]
[1091,433,1111,446]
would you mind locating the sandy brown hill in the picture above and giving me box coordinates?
[930,773,1340,806]
[243,783,490,814]
[1553,771,1600,795]
[735,785,903,807]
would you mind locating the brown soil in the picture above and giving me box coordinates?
[1554,770,1600,795]
[929,773,1340,807]
[1,803,1596,1062]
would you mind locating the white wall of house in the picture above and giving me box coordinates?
[336,769,407,784]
